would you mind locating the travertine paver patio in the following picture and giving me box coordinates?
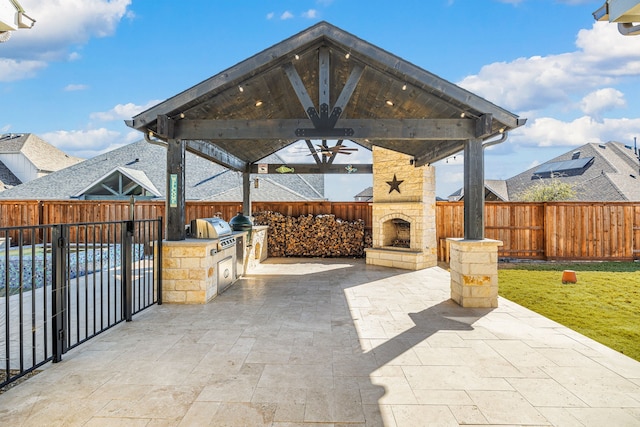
[1,258,639,426]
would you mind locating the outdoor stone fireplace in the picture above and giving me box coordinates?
[383,218,411,248]
[365,147,437,270]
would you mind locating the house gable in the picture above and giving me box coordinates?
[74,166,161,200]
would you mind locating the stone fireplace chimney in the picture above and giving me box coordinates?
[365,147,437,270]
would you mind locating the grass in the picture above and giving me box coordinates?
[498,261,640,362]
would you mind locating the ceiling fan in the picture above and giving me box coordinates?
[308,140,358,157]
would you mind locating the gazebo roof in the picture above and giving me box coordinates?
[126,21,524,172]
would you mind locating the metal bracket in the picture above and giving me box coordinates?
[297,104,349,137]
[295,127,354,137]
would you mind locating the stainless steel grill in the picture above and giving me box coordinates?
[189,217,240,295]
[190,217,233,239]
[217,236,236,251]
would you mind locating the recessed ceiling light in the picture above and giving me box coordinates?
[238,86,244,92]
[255,101,263,107]
[294,54,300,60]
[345,53,350,59]
[385,100,394,106]
[402,84,407,91]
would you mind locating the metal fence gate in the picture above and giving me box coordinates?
[1,218,163,389]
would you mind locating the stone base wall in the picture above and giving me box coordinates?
[244,226,268,272]
[157,239,220,304]
[365,247,436,270]
[156,228,269,305]
[448,238,502,308]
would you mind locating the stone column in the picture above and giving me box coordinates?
[365,146,437,270]
[448,238,502,308]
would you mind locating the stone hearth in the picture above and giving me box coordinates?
[365,147,437,270]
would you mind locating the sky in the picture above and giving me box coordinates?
[1,0,639,200]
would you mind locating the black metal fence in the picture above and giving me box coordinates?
[0,218,162,389]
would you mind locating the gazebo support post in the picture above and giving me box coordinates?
[464,139,484,240]
[166,139,186,241]
[448,138,502,308]
[242,170,251,217]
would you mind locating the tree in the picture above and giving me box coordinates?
[516,178,577,202]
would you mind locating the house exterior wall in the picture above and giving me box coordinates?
[0,153,38,183]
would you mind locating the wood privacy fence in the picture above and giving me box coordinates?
[1,200,638,261]
[437,202,640,261]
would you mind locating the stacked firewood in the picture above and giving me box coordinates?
[252,211,368,257]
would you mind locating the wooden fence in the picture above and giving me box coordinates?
[436,202,640,261]
[1,200,638,261]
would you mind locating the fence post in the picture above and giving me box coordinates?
[51,225,67,362]
[157,217,163,305]
[122,221,133,322]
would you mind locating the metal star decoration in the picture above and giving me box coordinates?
[386,174,404,194]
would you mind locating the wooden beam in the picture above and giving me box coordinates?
[183,139,247,171]
[475,114,493,139]
[173,118,476,140]
[463,139,484,240]
[166,139,186,241]
[305,139,322,165]
[319,47,330,107]
[413,140,465,167]
[283,62,318,123]
[250,163,372,174]
[156,114,175,139]
[333,64,364,113]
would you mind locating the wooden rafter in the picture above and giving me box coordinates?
[172,118,477,141]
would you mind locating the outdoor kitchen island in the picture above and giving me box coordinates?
[157,224,268,304]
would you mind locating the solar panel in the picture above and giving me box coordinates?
[534,156,594,175]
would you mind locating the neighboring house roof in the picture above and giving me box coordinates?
[485,180,509,201]
[0,139,325,201]
[354,186,373,201]
[447,179,508,202]
[447,141,640,201]
[0,160,21,191]
[0,133,83,173]
[506,141,640,201]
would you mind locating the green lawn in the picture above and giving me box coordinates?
[498,262,640,362]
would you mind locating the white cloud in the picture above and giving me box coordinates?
[0,58,47,82]
[280,11,294,20]
[41,128,124,157]
[512,116,640,147]
[266,12,274,20]
[458,23,640,113]
[0,0,131,80]
[64,83,89,91]
[302,9,318,18]
[89,100,162,122]
[580,88,626,119]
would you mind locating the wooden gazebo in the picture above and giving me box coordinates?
[126,21,525,242]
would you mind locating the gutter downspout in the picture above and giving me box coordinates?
[482,131,508,150]
[144,131,168,148]
[618,22,640,36]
